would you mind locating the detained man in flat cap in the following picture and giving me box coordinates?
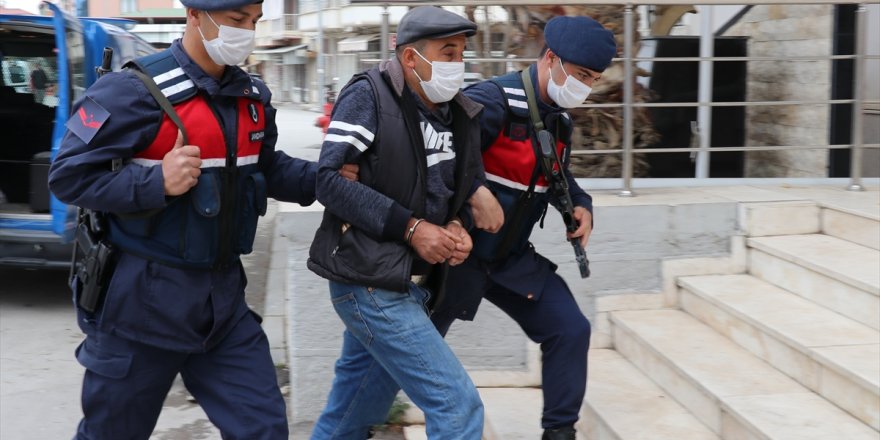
[307,5,495,440]
[48,0,358,438]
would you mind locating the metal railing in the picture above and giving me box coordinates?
[312,1,880,194]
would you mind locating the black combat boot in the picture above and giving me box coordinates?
[542,426,576,440]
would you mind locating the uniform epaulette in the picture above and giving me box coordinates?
[125,51,197,105]
[491,73,530,120]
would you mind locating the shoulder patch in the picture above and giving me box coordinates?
[66,97,110,144]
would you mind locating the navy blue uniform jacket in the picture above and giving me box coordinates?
[446,65,592,320]
[49,40,316,352]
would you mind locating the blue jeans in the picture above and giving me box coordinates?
[311,281,484,440]
[318,264,591,433]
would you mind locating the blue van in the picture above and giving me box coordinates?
[0,4,155,268]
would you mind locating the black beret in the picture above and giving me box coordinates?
[545,16,617,72]
[396,6,477,47]
[180,0,262,10]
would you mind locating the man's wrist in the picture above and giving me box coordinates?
[405,218,424,244]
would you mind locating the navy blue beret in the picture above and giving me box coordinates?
[180,0,262,10]
[545,16,617,72]
[397,6,477,47]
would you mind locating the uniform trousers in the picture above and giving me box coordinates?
[434,271,591,429]
[74,311,287,440]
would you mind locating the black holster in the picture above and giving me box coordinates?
[71,220,116,314]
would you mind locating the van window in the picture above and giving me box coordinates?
[1,56,59,105]
[65,25,87,101]
[8,63,25,83]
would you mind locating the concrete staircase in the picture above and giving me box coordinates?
[403,200,879,439]
[586,201,879,439]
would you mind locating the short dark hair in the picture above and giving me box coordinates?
[395,40,427,59]
[539,45,550,58]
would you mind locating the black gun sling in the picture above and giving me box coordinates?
[489,69,556,261]
[520,69,591,278]
[128,68,190,145]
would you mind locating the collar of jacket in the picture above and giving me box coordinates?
[169,39,258,99]
[378,57,483,120]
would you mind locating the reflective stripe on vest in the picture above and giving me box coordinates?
[482,82,566,194]
[108,50,269,269]
[131,96,264,168]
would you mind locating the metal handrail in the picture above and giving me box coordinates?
[363,55,880,63]
[571,144,880,155]
[295,2,878,195]
[350,0,866,5]
[561,100,878,108]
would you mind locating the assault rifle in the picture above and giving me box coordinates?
[536,130,590,278]
[69,47,116,313]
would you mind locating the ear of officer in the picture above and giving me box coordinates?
[534,15,617,109]
[180,0,264,80]
[394,6,476,112]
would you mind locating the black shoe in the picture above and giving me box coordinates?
[542,426,576,440]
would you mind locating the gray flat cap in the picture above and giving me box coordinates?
[396,6,477,46]
[180,0,262,10]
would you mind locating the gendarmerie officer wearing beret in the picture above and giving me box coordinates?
[48,1,357,438]
[439,16,616,440]
[307,6,491,439]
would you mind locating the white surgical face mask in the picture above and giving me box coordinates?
[411,49,465,104]
[547,59,592,109]
[198,11,256,66]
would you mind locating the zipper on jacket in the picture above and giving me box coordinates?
[203,94,238,268]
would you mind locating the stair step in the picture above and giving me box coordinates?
[739,201,820,237]
[611,309,877,439]
[748,235,880,330]
[581,349,718,440]
[823,207,880,250]
[724,392,878,440]
[679,274,880,429]
[402,425,426,440]
[401,420,494,440]
[402,388,568,440]
[478,388,549,440]
[748,234,880,295]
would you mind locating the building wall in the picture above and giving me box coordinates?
[89,0,174,17]
[723,5,834,177]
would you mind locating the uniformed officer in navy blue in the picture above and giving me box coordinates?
[47,0,357,438]
[435,16,616,440]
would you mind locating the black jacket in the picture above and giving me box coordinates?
[308,59,483,296]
